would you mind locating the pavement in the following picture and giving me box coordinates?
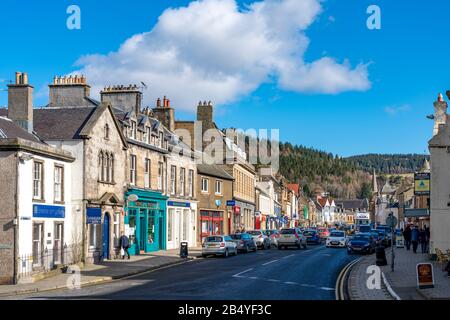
[347,245,450,300]
[3,244,357,300]
[0,247,202,298]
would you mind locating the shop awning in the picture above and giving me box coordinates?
[404,208,429,218]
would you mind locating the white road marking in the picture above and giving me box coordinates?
[262,259,279,266]
[267,279,281,282]
[232,268,254,278]
[301,284,315,287]
[284,281,298,285]
[281,254,295,259]
[249,277,259,280]
[319,287,335,291]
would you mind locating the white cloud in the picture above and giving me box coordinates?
[384,104,411,116]
[73,0,371,110]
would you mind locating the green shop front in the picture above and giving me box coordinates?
[124,188,168,255]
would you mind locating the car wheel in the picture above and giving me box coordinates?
[234,248,238,256]
[202,254,208,258]
[224,249,229,258]
[245,245,249,253]
[303,242,307,249]
[296,243,301,250]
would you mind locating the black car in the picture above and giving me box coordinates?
[347,233,377,254]
[230,233,257,253]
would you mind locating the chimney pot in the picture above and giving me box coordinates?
[157,98,161,107]
[167,99,170,107]
[15,72,22,84]
[22,73,28,85]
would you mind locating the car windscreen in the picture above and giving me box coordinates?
[353,235,370,241]
[280,229,295,234]
[230,234,242,240]
[247,231,260,235]
[265,230,274,235]
[303,231,316,236]
[205,236,223,242]
[330,232,345,237]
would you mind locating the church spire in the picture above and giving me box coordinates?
[372,170,378,195]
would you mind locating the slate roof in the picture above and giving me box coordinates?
[334,198,369,210]
[197,164,234,180]
[0,116,43,143]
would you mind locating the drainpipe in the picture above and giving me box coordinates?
[82,140,87,263]
[13,153,20,284]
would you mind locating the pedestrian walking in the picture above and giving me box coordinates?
[119,232,131,260]
[411,225,420,254]
[403,225,412,251]
[419,228,428,253]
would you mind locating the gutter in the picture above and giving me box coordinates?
[13,152,19,284]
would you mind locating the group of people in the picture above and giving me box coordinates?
[402,224,430,254]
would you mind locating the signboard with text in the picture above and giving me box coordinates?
[414,172,430,196]
[417,263,434,289]
[87,207,102,224]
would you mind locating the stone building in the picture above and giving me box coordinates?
[0,74,129,264]
[174,101,256,233]
[256,167,283,229]
[197,163,234,242]
[0,73,76,284]
[428,93,450,253]
[152,97,199,249]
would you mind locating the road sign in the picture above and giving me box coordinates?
[226,200,236,206]
[386,215,398,228]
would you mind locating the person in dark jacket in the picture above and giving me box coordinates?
[411,225,420,254]
[403,225,412,251]
[419,228,428,253]
[119,232,130,259]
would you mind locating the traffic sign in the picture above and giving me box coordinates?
[226,200,235,206]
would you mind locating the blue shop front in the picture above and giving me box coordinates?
[124,188,168,255]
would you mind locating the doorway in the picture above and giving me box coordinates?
[102,213,110,260]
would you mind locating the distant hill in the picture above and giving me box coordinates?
[347,154,430,174]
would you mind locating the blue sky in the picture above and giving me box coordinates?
[1,0,449,157]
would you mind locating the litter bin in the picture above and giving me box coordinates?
[180,242,188,258]
[375,245,387,266]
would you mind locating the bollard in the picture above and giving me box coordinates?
[180,242,188,258]
[375,245,387,266]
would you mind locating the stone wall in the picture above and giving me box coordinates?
[0,151,17,284]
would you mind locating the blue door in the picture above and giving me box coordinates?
[103,213,110,259]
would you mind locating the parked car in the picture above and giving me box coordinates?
[303,229,322,244]
[326,230,347,248]
[347,233,377,254]
[376,225,394,244]
[264,229,280,247]
[229,233,257,253]
[202,235,238,258]
[369,230,383,245]
[277,228,307,250]
[357,225,372,233]
[248,230,271,249]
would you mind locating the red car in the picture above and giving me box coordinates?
[318,228,330,239]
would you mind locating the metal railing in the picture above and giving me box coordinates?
[17,243,84,279]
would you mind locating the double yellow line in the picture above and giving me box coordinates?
[335,258,361,300]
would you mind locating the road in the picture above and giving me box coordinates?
[12,244,357,300]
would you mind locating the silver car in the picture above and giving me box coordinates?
[263,229,280,247]
[247,230,271,249]
[277,228,307,250]
[202,235,238,258]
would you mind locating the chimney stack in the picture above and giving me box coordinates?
[48,75,93,108]
[152,96,175,132]
[100,84,142,115]
[7,72,34,133]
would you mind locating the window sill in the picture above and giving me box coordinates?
[32,199,46,203]
[54,201,65,205]
[98,180,116,185]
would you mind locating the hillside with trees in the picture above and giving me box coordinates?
[347,154,429,174]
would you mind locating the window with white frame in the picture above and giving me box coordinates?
[144,158,151,188]
[145,127,151,144]
[215,180,222,195]
[89,224,101,248]
[188,169,194,197]
[33,161,43,200]
[130,121,137,139]
[179,168,185,196]
[130,155,137,185]
[170,165,176,195]
[158,162,163,190]
[54,165,64,202]
[201,178,209,193]
[113,213,120,247]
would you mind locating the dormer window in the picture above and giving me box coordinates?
[104,124,110,140]
[130,121,137,140]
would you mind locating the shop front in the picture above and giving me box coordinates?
[124,189,168,255]
[200,209,225,240]
[166,200,197,250]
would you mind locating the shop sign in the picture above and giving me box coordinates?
[33,204,65,219]
[417,263,434,289]
[87,207,102,224]
[168,201,190,208]
[414,172,430,196]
